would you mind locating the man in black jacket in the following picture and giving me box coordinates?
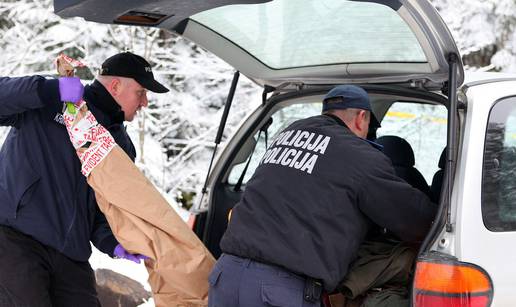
[208,85,436,307]
[0,52,168,306]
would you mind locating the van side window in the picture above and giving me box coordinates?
[482,97,516,231]
[228,102,321,185]
[377,102,447,182]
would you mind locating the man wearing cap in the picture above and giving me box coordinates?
[0,52,168,306]
[208,85,436,306]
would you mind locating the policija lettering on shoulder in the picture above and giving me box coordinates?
[260,129,331,174]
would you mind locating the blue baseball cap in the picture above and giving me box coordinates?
[322,85,380,128]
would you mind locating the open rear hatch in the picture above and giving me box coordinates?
[54,0,464,90]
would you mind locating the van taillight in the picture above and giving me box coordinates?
[413,257,493,307]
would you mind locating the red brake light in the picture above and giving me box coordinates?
[413,257,493,307]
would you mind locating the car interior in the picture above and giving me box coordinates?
[194,86,449,258]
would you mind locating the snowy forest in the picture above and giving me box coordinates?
[0,0,262,213]
[1,0,516,305]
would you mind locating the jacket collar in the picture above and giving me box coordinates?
[83,80,125,126]
[323,113,350,130]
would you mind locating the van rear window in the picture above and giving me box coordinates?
[192,0,427,69]
[482,96,516,231]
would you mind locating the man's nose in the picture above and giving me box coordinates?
[141,94,149,107]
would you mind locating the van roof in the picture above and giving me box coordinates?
[463,71,516,88]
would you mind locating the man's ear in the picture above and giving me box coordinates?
[109,78,121,97]
[355,110,367,132]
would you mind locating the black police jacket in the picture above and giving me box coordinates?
[0,77,135,261]
[220,114,436,292]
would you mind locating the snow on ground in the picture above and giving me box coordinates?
[90,247,151,291]
[90,246,155,306]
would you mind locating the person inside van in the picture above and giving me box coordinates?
[207,85,437,307]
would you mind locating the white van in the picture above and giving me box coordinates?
[56,0,516,305]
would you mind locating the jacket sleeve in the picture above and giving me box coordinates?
[0,76,59,126]
[357,152,437,242]
[90,205,119,257]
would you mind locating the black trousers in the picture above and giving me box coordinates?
[0,225,101,307]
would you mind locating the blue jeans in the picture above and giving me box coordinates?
[208,253,321,307]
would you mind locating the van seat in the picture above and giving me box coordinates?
[430,148,446,203]
[376,135,431,197]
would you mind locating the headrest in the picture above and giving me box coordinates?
[376,135,415,167]
[439,147,446,169]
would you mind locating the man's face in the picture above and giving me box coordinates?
[114,78,148,121]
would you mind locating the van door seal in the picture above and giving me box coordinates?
[233,117,273,192]
[262,85,275,105]
[445,53,459,233]
[419,53,458,253]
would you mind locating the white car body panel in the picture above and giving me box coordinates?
[455,80,516,306]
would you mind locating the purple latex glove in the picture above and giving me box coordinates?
[58,77,84,103]
[113,244,149,264]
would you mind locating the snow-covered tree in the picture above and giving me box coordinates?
[0,0,261,209]
[431,0,516,72]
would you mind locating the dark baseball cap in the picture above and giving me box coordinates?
[100,52,169,93]
[322,85,380,128]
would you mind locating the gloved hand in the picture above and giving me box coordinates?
[113,244,149,264]
[58,77,84,103]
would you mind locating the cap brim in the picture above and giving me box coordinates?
[136,77,169,93]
